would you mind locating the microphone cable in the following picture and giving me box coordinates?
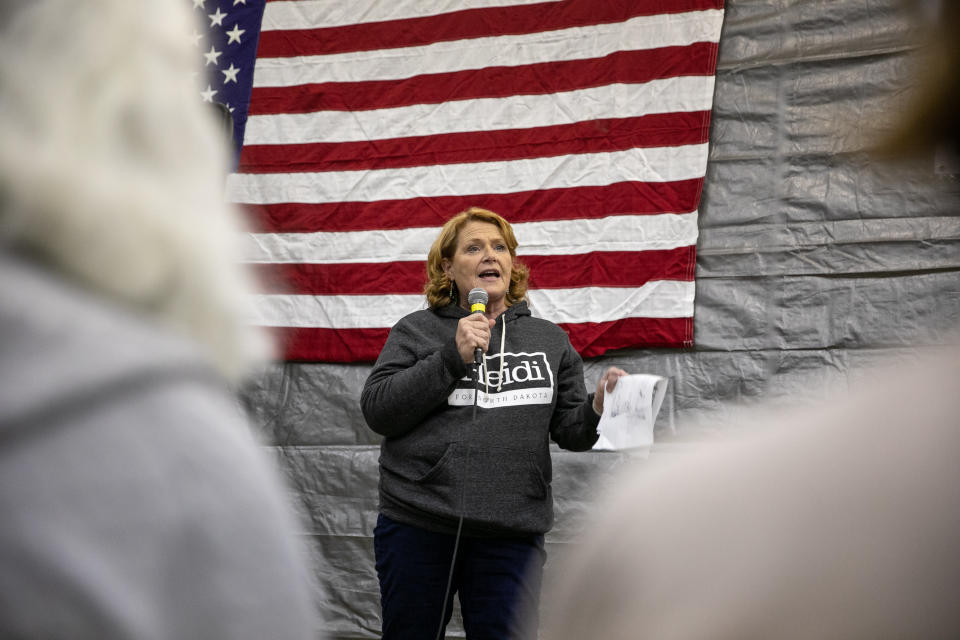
[435,287,488,640]
[435,514,463,640]
[435,347,484,640]
[436,363,480,640]
[472,356,480,422]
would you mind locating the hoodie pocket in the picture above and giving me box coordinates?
[417,444,456,484]
[459,445,548,521]
[404,443,550,527]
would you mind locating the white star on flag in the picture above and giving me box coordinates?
[200,85,217,102]
[203,45,221,66]
[225,24,244,44]
[222,63,240,84]
[208,7,226,27]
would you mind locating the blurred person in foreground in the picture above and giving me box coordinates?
[537,3,960,639]
[361,207,626,639]
[0,1,320,638]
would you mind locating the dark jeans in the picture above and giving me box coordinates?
[374,514,545,640]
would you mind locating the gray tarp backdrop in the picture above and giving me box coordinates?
[240,1,960,637]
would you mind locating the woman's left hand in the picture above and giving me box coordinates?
[592,367,628,414]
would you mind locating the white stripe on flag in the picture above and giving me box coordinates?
[261,0,559,31]
[528,281,695,324]
[253,10,724,86]
[242,213,699,264]
[247,281,695,328]
[243,76,716,145]
[227,144,710,205]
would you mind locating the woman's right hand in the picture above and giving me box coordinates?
[456,313,495,364]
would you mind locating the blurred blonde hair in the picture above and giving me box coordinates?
[423,207,529,309]
[876,0,960,157]
[0,0,268,381]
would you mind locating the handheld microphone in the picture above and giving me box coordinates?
[467,288,488,366]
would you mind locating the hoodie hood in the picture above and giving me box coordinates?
[434,299,532,323]
[0,252,221,439]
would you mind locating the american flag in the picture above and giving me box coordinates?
[195,0,724,363]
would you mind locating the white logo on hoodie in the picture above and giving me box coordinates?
[448,351,554,408]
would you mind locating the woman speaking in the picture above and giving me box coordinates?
[361,207,626,639]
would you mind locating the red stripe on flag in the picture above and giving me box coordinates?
[238,112,712,174]
[526,249,696,289]
[248,44,718,115]
[270,326,392,363]
[241,179,705,233]
[249,248,696,295]
[258,0,723,57]
[563,316,694,356]
[254,261,426,295]
[270,316,693,362]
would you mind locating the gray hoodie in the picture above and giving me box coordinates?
[0,253,320,639]
[361,301,600,537]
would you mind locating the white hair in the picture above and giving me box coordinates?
[0,0,269,380]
